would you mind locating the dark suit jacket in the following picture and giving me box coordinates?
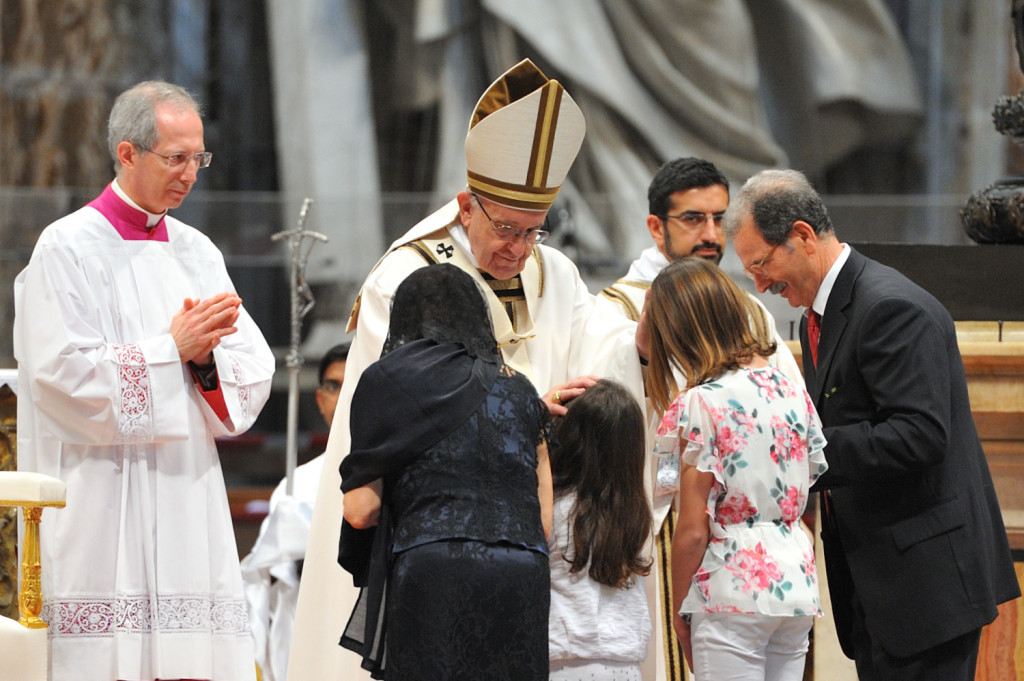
[802,248,1019,658]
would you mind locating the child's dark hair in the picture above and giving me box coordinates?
[551,379,652,588]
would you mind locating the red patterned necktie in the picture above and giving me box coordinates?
[807,309,821,368]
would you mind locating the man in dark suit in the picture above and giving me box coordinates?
[725,168,1020,680]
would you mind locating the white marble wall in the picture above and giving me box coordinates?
[264,0,384,292]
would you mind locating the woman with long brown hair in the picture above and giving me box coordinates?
[644,257,828,681]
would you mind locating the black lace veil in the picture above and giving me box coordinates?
[382,263,499,362]
[340,264,501,675]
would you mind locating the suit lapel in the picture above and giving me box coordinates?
[813,248,865,402]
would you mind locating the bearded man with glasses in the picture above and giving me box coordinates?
[13,80,275,681]
[289,59,645,681]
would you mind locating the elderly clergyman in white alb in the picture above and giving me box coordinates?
[13,81,274,681]
[286,59,645,681]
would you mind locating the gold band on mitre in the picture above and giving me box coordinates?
[465,59,585,212]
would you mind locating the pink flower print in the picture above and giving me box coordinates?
[686,425,705,449]
[707,604,745,614]
[748,368,778,397]
[726,543,783,594]
[787,429,808,463]
[777,486,806,522]
[771,413,807,465]
[693,568,712,601]
[717,492,758,525]
[800,546,817,585]
[776,373,800,399]
[726,406,758,435]
[771,433,786,462]
[713,406,753,457]
[770,421,791,465]
[657,398,684,436]
[718,423,746,455]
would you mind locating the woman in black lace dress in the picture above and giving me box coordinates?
[340,264,553,681]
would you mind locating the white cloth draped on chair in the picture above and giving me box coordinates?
[0,471,67,681]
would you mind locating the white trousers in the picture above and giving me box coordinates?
[689,612,812,681]
[549,660,644,681]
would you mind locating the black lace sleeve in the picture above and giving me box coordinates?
[537,398,553,449]
[500,364,553,450]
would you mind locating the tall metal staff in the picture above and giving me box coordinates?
[272,198,327,495]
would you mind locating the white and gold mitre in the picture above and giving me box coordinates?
[465,59,586,211]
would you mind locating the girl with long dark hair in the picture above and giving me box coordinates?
[548,379,653,680]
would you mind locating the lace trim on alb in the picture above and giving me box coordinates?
[112,343,154,443]
[41,593,250,638]
[229,356,249,421]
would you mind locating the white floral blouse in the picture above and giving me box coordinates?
[655,366,828,618]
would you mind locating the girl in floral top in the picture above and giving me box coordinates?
[643,258,828,681]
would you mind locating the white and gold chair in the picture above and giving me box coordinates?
[0,472,66,681]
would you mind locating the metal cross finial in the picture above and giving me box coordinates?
[271,197,327,495]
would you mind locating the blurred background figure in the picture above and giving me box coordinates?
[242,342,350,681]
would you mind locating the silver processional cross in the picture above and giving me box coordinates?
[272,197,327,496]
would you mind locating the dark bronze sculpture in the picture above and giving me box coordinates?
[960,0,1024,244]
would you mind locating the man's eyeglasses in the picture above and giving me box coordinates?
[139,146,213,170]
[472,194,549,244]
[659,211,725,231]
[742,243,780,279]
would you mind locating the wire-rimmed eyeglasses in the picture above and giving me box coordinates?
[472,194,549,244]
[742,243,780,279]
[658,211,725,231]
[138,146,213,170]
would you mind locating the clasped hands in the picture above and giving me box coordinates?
[170,292,241,365]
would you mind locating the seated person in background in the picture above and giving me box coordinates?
[548,379,653,681]
[241,342,350,681]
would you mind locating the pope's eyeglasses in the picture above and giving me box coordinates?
[472,194,549,245]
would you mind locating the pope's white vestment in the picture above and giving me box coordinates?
[286,200,643,681]
[13,187,275,681]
